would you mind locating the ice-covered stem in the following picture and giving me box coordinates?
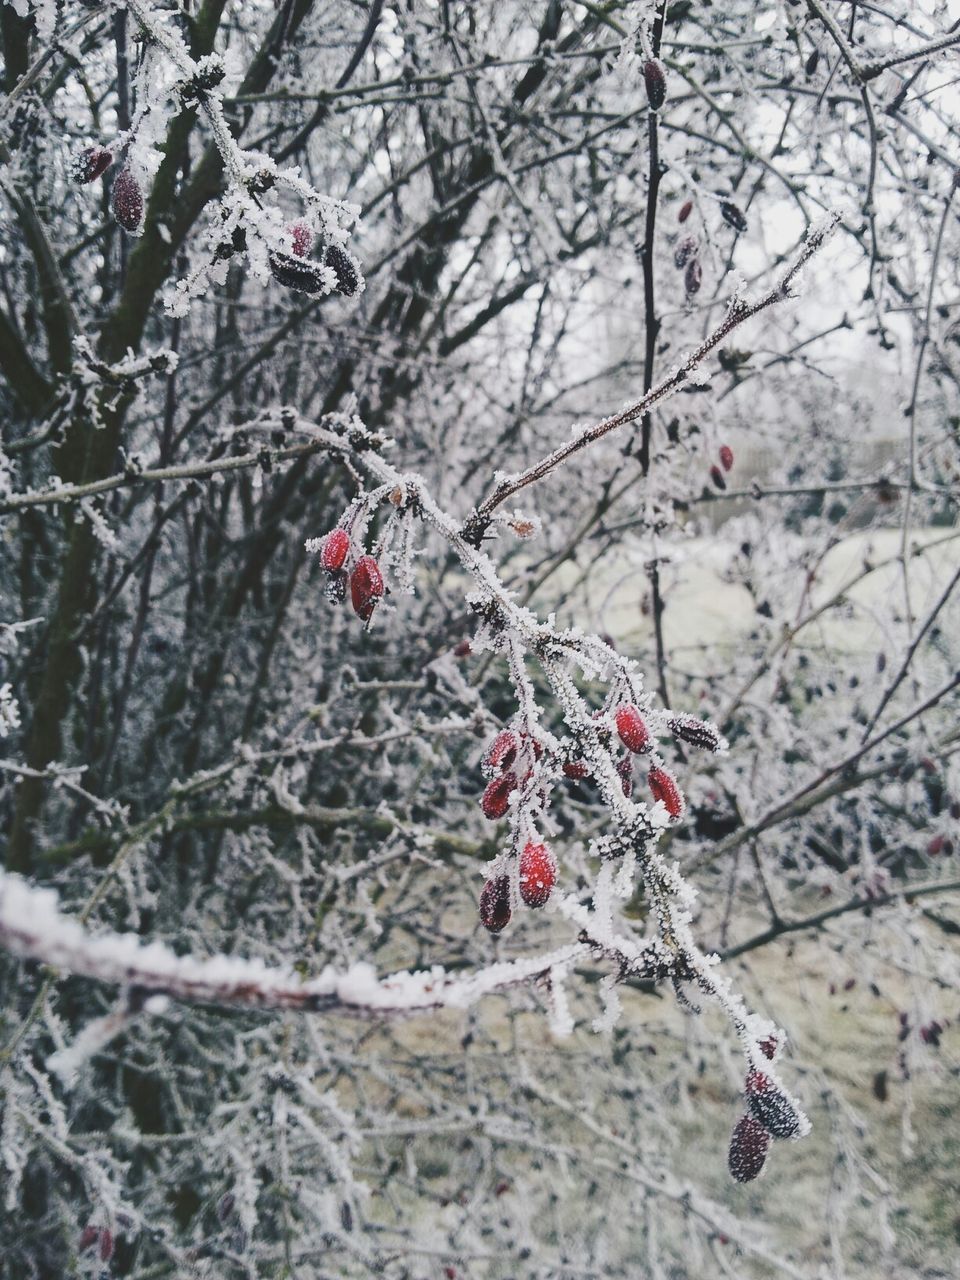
[462,216,839,544]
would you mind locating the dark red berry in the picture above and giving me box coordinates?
[320,528,350,572]
[484,730,519,776]
[99,1228,114,1262]
[79,1225,99,1251]
[678,199,693,223]
[73,146,113,184]
[927,835,946,856]
[615,703,649,753]
[719,444,734,472]
[324,243,361,297]
[453,639,472,657]
[674,235,697,270]
[669,714,723,752]
[111,168,143,233]
[684,256,702,296]
[479,876,511,933]
[480,772,517,819]
[720,200,747,233]
[643,59,667,111]
[648,765,684,818]
[728,1114,770,1182]
[710,464,727,490]
[269,251,329,295]
[519,840,556,908]
[350,555,384,622]
[289,220,313,256]
[562,760,590,780]
[745,1071,800,1138]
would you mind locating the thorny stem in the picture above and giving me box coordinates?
[462,216,839,544]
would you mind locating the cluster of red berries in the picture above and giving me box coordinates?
[710,443,735,491]
[73,145,144,234]
[673,196,747,298]
[727,1037,801,1182]
[78,1224,114,1262]
[317,528,384,624]
[475,704,723,933]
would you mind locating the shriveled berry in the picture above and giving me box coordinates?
[728,1114,770,1182]
[111,168,143,233]
[684,256,702,297]
[720,200,748,233]
[519,840,556,909]
[350,555,384,622]
[648,765,684,818]
[479,876,511,933]
[745,1071,800,1138]
[73,146,113,184]
[678,199,693,224]
[615,703,650,753]
[269,251,329,295]
[674,235,697,270]
[758,1035,779,1062]
[710,464,726,490]
[320,528,350,572]
[289,220,313,257]
[643,59,667,111]
[483,729,519,776]
[480,772,517,819]
[562,760,590,780]
[669,714,723,752]
[617,755,633,797]
[719,444,735,472]
[324,243,361,297]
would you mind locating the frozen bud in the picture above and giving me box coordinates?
[111,168,144,233]
[615,703,650,754]
[320,528,350,572]
[643,59,667,111]
[674,235,697,270]
[479,876,511,933]
[719,444,734,472]
[562,760,590,780]
[728,1114,770,1183]
[72,146,113,184]
[480,771,517,819]
[710,464,726,491]
[349,555,384,623]
[678,199,693,224]
[483,729,519,776]
[745,1071,800,1138]
[669,714,723,752]
[269,251,329,295]
[289,220,314,257]
[508,516,537,539]
[324,243,361,297]
[684,256,702,297]
[519,840,556,909]
[720,200,748,233]
[388,486,405,506]
[616,755,634,797]
[648,765,684,818]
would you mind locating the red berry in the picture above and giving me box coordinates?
[927,835,946,856]
[684,256,702,297]
[320,528,350,572]
[479,876,511,933]
[111,168,143,233]
[480,772,517,819]
[710,464,726,490]
[719,444,734,472]
[648,765,684,818]
[745,1071,800,1138]
[99,1228,114,1262]
[562,760,590,780]
[674,235,697,270]
[79,1225,99,1251]
[350,555,384,622]
[728,1114,770,1183]
[483,730,519,775]
[453,639,472,657]
[678,199,693,223]
[73,146,113,184]
[615,704,649,754]
[643,59,667,111]
[519,840,556,909]
[289,220,313,257]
